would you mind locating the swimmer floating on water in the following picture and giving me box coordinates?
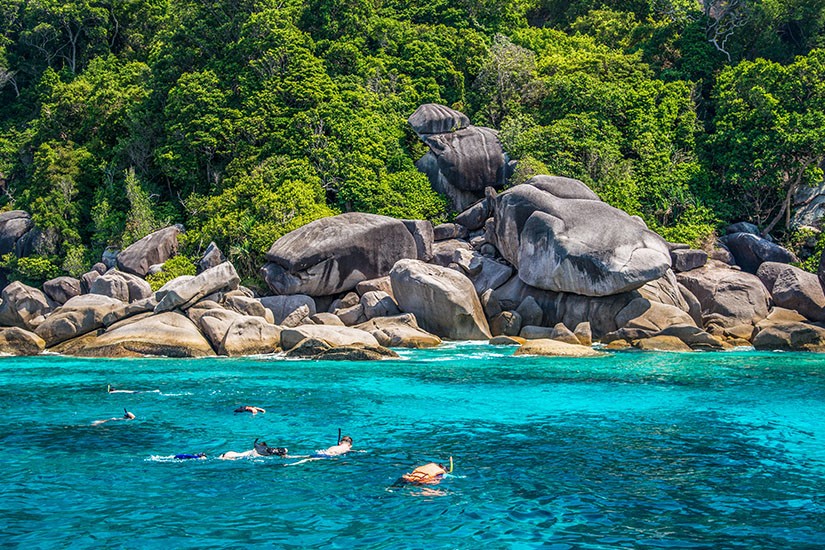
[399,459,452,485]
[218,438,288,460]
[234,405,266,415]
[92,409,136,426]
[287,435,353,466]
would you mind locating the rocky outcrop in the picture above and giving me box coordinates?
[360,291,401,320]
[0,282,54,330]
[493,179,671,296]
[758,263,825,322]
[261,213,423,296]
[410,104,507,212]
[408,103,470,137]
[720,232,797,274]
[0,211,34,256]
[35,294,142,347]
[390,259,491,340]
[676,261,771,328]
[116,225,182,277]
[355,314,442,348]
[488,270,692,339]
[53,311,215,358]
[42,277,81,305]
[752,308,825,351]
[0,327,45,355]
[155,262,240,312]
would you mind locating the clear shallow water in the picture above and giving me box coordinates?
[1,345,824,549]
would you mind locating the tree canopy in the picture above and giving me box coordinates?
[3,0,825,283]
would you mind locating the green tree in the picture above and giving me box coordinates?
[708,50,825,234]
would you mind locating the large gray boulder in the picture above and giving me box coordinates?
[408,103,470,138]
[261,213,421,296]
[677,261,771,328]
[819,250,825,296]
[424,126,506,193]
[197,308,243,351]
[762,263,825,322]
[0,211,33,255]
[155,262,240,312]
[0,282,54,330]
[360,291,401,320]
[116,225,182,277]
[390,259,491,340]
[53,311,215,358]
[90,270,152,303]
[720,232,797,274]
[42,277,81,305]
[493,179,671,296]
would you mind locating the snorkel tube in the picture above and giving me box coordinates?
[449,456,454,473]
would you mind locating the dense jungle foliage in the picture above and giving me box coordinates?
[2,0,825,283]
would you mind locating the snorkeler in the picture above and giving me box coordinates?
[92,409,136,426]
[286,435,354,466]
[234,405,266,414]
[398,460,451,485]
[218,438,288,460]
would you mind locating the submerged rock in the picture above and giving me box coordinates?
[0,327,45,355]
[513,338,604,357]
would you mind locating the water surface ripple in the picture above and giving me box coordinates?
[1,346,823,548]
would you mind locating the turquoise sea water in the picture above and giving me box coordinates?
[1,344,824,549]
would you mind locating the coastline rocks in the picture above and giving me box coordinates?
[155,262,240,313]
[493,179,671,296]
[279,325,380,351]
[752,308,825,351]
[218,317,281,356]
[635,335,693,352]
[513,338,604,357]
[116,225,182,277]
[360,291,401,320]
[355,314,442,348]
[355,276,394,298]
[0,282,54,330]
[676,262,771,328]
[285,338,397,360]
[390,259,491,340]
[760,263,825,322]
[34,294,132,346]
[720,232,797,274]
[0,327,45,355]
[53,311,215,358]
[261,213,423,296]
[42,277,81,305]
